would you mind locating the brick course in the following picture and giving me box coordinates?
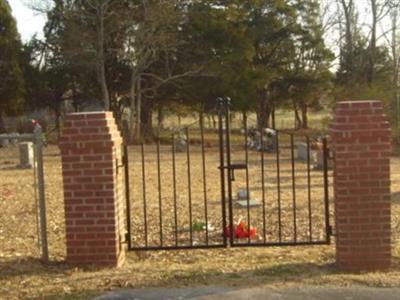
[60,112,126,266]
[331,101,391,271]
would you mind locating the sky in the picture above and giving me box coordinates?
[9,0,47,41]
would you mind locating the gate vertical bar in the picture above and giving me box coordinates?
[323,137,331,243]
[186,127,193,246]
[172,135,179,246]
[33,136,41,253]
[260,128,267,243]
[35,127,48,262]
[290,134,297,242]
[141,144,148,247]
[200,116,209,245]
[123,145,132,250]
[224,98,235,245]
[306,137,313,242]
[243,114,251,244]
[275,131,282,242]
[218,99,228,247]
[156,137,163,247]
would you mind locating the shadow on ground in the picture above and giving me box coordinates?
[38,261,340,300]
[0,257,109,280]
[3,251,400,299]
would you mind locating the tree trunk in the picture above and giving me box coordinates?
[367,0,377,86]
[129,72,137,142]
[390,9,400,140]
[140,97,153,141]
[0,112,6,134]
[207,115,212,128]
[199,111,203,128]
[97,4,111,110]
[293,104,302,130]
[271,105,276,129]
[157,105,164,129]
[340,0,355,83]
[135,75,142,139]
[212,114,217,129]
[257,90,271,129]
[54,106,61,141]
[301,103,308,129]
[242,111,247,129]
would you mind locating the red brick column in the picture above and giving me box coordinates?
[330,101,391,271]
[59,112,126,267]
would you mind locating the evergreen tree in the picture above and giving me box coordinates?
[0,0,25,132]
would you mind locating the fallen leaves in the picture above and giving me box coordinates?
[0,146,400,299]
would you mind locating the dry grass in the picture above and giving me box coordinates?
[128,131,330,248]
[1,131,400,299]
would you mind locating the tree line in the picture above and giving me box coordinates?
[1,0,399,140]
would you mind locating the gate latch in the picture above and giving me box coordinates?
[220,163,247,181]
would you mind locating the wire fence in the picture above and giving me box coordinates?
[0,128,48,262]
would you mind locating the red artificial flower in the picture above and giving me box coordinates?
[223,221,257,239]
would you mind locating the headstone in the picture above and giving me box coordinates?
[297,142,310,161]
[236,199,262,208]
[246,128,277,152]
[247,128,260,150]
[174,130,187,152]
[263,128,277,152]
[312,149,333,170]
[0,134,10,148]
[237,188,249,200]
[8,133,20,146]
[18,142,34,169]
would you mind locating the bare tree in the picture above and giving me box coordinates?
[382,1,400,133]
[337,0,357,81]
[85,0,112,110]
[125,0,202,140]
[367,0,392,85]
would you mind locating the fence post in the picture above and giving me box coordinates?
[34,125,49,262]
[59,112,126,267]
[330,100,392,271]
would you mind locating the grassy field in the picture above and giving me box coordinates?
[161,109,331,132]
[1,116,400,299]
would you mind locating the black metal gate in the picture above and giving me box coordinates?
[125,98,332,251]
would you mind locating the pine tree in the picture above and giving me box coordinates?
[0,0,25,132]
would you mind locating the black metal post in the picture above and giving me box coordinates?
[200,115,209,245]
[306,137,313,242]
[323,137,331,244]
[290,134,297,242]
[218,98,228,247]
[186,127,193,246]
[275,131,282,242]
[123,145,132,250]
[141,144,148,247]
[224,98,235,246]
[156,137,163,247]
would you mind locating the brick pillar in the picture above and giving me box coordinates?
[59,112,126,267]
[330,101,391,271]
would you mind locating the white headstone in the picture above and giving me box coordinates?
[174,131,187,152]
[297,142,310,161]
[19,142,34,169]
[0,134,10,147]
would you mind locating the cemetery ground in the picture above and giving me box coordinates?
[1,134,400,299]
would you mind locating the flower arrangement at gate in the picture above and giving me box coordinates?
[223,219,256,239]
